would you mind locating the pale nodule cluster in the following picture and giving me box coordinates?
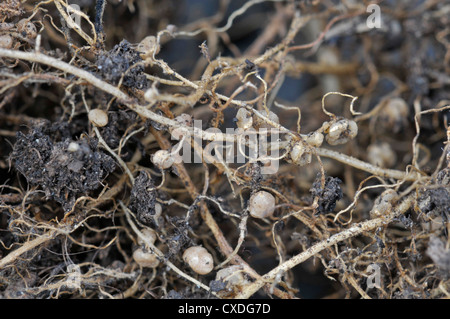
[148,107,361,174]
[0,19,37,49]
[133,228,160,268]
[369,189,399,219]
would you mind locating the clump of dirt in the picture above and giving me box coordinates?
[310,174,343,215]
[96,39,148,90]
[1,0,449,301]
[427,236,450,279]
[0,0,23,19]
[418,168,450,218]
[129,171,157,226]
[165,288,212,299]
[419,187,450,217]
[11,120,116,211]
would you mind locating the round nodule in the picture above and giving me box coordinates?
[152,149,174,170]
[88,109,109,127]
[249,191,276,218]
[182,246,214,275]
[137,228,157,246]
[133,248,160,268]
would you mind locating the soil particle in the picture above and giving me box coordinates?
[310,174,343,215]
[209,280,227,292]
[418,168,450,219]
[96,39,148,90]
[426,236,450,279]
[129,171,157,226]
[11,121,116,211]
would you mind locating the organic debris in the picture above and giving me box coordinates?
[0,0,449,300]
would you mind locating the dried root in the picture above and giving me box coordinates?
[0,0,449,299]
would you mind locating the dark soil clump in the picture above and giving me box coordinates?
[96,39,148,90]
[11,121,116,211]
[129,171,157,226]
[310,174,343,215]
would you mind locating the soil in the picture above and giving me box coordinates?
[0,0,449,300]
[11,119,116,211]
